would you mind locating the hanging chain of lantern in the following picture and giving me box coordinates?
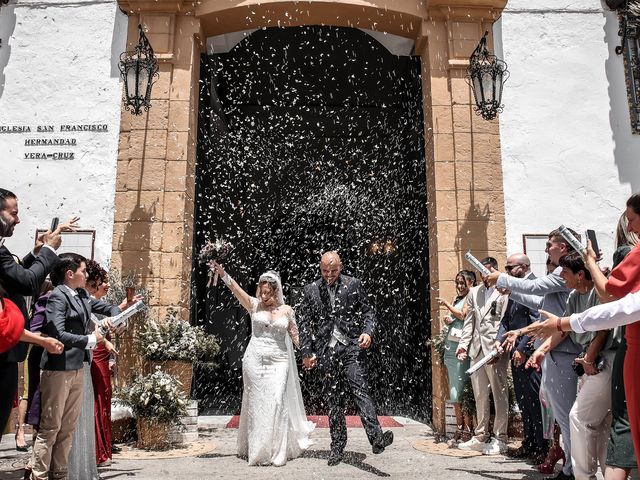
[466,31,510,121]
[119,25,159,115]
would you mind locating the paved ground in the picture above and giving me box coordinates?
[0,417,567,480]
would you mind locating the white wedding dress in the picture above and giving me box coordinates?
[236,297,315,466]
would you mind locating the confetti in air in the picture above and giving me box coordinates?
[191,25,431,420]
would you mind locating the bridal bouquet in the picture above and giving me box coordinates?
[198,238,234,286]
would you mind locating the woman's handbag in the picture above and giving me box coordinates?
[447,324,463,343]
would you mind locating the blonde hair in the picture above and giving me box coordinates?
[616,212,639,248]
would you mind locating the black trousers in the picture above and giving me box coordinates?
[512,359,548,453]
[319,343,382,453]
[0,362,18,439]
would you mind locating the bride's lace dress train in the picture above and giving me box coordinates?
[237,298,314,466]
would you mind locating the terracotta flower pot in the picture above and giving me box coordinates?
[144,360,193,397]
[136,418,173,450]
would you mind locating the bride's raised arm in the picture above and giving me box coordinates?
[209,261,254,312]
[287,307,300,348]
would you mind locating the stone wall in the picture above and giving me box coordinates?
[111,13,202,324]
[419,3,507,433]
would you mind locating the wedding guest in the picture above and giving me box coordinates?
[562,252,618,479]
[496,253,547,462]
[85,261,121,467]
[28,253,119,480]
[436,269,476,444]
[0,188,69,437]
[486,228,577,478]
[582,194,640,467]
[523,251,622,479]
[68,259,135,478]
[603,216,638,480]
[456,257,509,455]
[25,281,54,433]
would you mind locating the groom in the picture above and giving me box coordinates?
[298,251,393,466]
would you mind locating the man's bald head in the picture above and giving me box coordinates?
[506,253,531,278]
[321,251,341,266]
[320,251,343,285]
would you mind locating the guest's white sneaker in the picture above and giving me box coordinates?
[457,436,486,452]
[482,438,507,455]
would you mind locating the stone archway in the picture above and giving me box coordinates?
[114,0,508,432]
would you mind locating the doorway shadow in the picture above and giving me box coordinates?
[456,186,491,262]
[110,7,128,79]
[0,2,17,100]
[302,449,391,477]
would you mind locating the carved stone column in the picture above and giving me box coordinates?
[416,1,507,433]
[114,1,203,382]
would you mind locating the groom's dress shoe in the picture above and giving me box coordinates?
[327,450,344,466]
[372,430,394,454]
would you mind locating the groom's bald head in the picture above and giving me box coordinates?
[320,251,342,285]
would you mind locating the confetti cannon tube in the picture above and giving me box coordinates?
[558,224,586,257]
[98,300,146,335]
[466,349,500,375]
[464,251,491,276]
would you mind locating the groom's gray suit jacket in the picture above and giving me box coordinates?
[297,274,376,359]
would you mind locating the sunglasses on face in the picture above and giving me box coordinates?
[505,264,520,272]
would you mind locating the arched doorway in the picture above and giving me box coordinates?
[192,25,431,421]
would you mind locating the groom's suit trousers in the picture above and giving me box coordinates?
[319,342,382,452]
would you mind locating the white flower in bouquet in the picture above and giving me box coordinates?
[120,370,188,424]
[198,238,234,286]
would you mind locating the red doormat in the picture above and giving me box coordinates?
[225,415,403,429]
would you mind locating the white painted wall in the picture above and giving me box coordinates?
[0,0,127,264]
[499,0,640,269]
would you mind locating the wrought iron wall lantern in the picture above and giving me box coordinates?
[609,0,640,134]
[466,31,509,121]
[119,25,159,115]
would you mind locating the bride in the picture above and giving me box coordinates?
[209,262,315,466]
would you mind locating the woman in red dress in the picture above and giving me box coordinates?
[84,261,124,467]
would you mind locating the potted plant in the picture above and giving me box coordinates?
[119,369,188,450]
[137,308,220,396]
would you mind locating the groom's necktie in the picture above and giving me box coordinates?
[74,291,90,327]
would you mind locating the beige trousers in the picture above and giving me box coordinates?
[30,368,84,480]
[569,350,615,480]
[470,352,509,442]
